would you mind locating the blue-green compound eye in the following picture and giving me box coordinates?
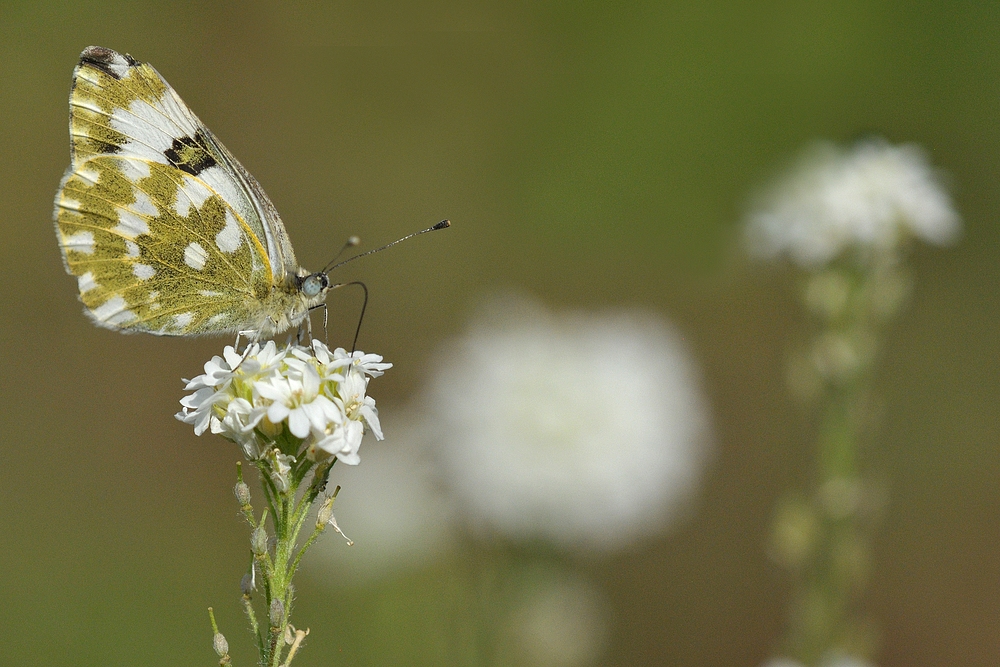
[301,273,328,297]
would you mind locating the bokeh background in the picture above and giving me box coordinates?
[2,2,999,665]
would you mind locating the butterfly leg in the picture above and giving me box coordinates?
[235,330,261,353]
[294,311,315,345]
[307,303,329,345]
[230,332,260,370]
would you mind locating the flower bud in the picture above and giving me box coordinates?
[316,496,335,528]
[804,270,850,321]
[269,598,285,627]
[818,476,862,519]
[234,481,251,507]
[810,332,860,383]
[251,526,268,556]
[769,497,819,570]
[213,632,229,657]
[240,570,255,595]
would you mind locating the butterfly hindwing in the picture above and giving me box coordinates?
[54,46,299,336]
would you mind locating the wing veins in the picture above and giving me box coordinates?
[127,296,243,328]
[59,210,255,294]
[71,106,185,167]
[63,167,259,288]
[66,250,258,294]
[73,71,279,285]
[75,72,197,143]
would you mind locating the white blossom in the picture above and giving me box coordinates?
[329,344,393,377]
[424,295,711,551]
[311,419,363,466]
[745,138,960,267]
[213,397,268,459]
[176,341,390,467]
[255,364,341,439]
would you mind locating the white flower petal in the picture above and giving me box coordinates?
[288,408,311,439]
[268,402,290,425]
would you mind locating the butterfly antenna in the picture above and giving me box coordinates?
[323,220,450,274]
[329,281,369,353]
[331,236,361,264]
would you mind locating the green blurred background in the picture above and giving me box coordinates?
[2,1,999,665]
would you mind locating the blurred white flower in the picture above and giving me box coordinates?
[176,340,389,467]
[745,138,960,267]
[760,659,806,667]
[761,654,876,667]
[425,296,711,551]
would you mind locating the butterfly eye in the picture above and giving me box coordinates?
[301,273,329,297]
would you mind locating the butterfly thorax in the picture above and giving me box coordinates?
[246,269,330,340]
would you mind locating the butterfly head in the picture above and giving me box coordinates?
[297,271,330,299]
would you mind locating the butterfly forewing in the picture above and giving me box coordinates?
[54,46,293,336]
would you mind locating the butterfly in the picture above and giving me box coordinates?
[53,46,338,341]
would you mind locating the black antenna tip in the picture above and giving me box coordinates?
[433,220,451,230]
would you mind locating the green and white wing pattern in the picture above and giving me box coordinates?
[54,46,298,336]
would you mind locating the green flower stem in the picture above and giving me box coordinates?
[242,457,337,667]
[818,387,858,480]
[289,524,327,581]
[790,392,866,663]
[242,594,262,656]
[257,469,280,527]
[778,254,907,664]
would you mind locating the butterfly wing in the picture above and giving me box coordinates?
[54,46,299,336]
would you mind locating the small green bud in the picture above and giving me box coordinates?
[252,526,268,556]
[234,481,251,507]
[804,270,851,321]
[810,331,860,383]
[213,632,229,657]
[269,598,285,627]
[818,476,862,519]
[769,496,819,570]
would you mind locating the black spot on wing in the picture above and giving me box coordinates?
[78,46,138,80]
[163,131,218,176]
[87,138,122,155]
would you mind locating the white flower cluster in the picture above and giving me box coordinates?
[425,296,711,551]
[745,138,960,266]
[176,341,390,477]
